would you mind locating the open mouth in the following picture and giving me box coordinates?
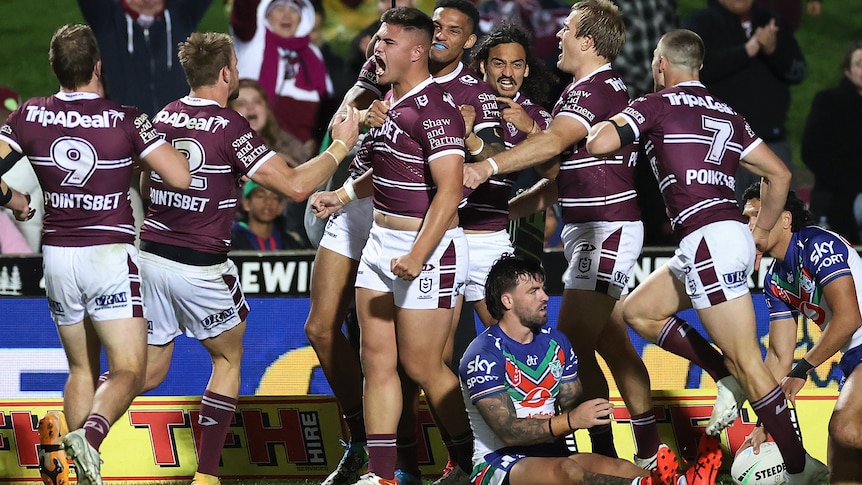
[375,56,387,77]
[432,43,446,50]
[498,77,516,89]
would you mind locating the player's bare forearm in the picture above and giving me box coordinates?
[475,393,559,446]
[508,178,556,220]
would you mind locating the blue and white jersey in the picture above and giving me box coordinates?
[459,324,578,465]
[764,226,862,353]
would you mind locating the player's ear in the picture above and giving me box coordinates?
[479,60,486,77]
[502,293,513,310]
[524,63,530,78]
[464,33,477,50]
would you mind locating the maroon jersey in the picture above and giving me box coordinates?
[0,92,164,246]
[554,65,640,224]
[460,92,552,232]
[619,81,756,239]
[142,97,275,254]
[356,78,466,218]
[436,63,506,231]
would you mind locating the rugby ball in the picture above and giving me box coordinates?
[731,442,786,485]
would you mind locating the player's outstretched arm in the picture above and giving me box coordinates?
[256,109,360,203]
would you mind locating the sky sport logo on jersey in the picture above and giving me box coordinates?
[24,106,124,128]
[153,111,230,133]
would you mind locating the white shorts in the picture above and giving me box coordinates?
[561,220,644,298]
[667,220,754,310]
[356,223,467,310]
[464,230,514,302]
[318,196,374,261]
[140,251,249,345]
[42,244,144,325]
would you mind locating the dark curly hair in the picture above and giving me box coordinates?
[468,23,559,108]
[742,181,814,232]
[485,254,545,321]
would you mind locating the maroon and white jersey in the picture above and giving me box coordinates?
[0,91,164,246]
[554,65,639,224]
[460,92,552,232]
[436,63,506,231]
[619,81,756,238]
[142,96,275,253]
[357,77,466,219]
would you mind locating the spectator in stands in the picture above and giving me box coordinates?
[77,0,213,116]
[754,0,822,31]
[231,180,295,250]
[229,78,314,248]
[0,86,42,252]
[231,0,333,151]
[801,40,862,244]
[682,0,807,204]
[230,79,311,167]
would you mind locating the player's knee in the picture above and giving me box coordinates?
[304,317,335,346]
[829,410,862,449]
[558,459,586,483]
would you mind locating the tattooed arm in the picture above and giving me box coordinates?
[556,379,583,413]
[474,392,567,447]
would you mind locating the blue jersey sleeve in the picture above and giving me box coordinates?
[804,228,855,287]
[459,331,508,404]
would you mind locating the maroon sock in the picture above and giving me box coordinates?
[656,317,731,381]
[630,411,662,459]
[343,405,366,443]
[82,413,111,450]
[196,391,238,476]
[367,434,397,480]
[751,386,805,474]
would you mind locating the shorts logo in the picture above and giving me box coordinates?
[578,257,591,273]
[421,263,436,272]
[613,271,628,285]
[201,307,237,329]
[419,278,433,294]
[686,277,698,296]
[95,292,128,307]
[147,320,154,334]
[48,298,65,314]
[577,242,596,252]
[722,271,747,286]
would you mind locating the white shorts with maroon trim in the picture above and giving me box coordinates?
[561,220,644,299]
[43,244,144,326]
[355,223,467,310]
[667,220,754,310]
[140,251,249,345]
[318,196,374,261]
[464,230,514,302]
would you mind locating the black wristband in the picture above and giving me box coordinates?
[787,358,814,379]
[0,183,12,206]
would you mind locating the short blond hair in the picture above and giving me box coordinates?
[178,32,234,90]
